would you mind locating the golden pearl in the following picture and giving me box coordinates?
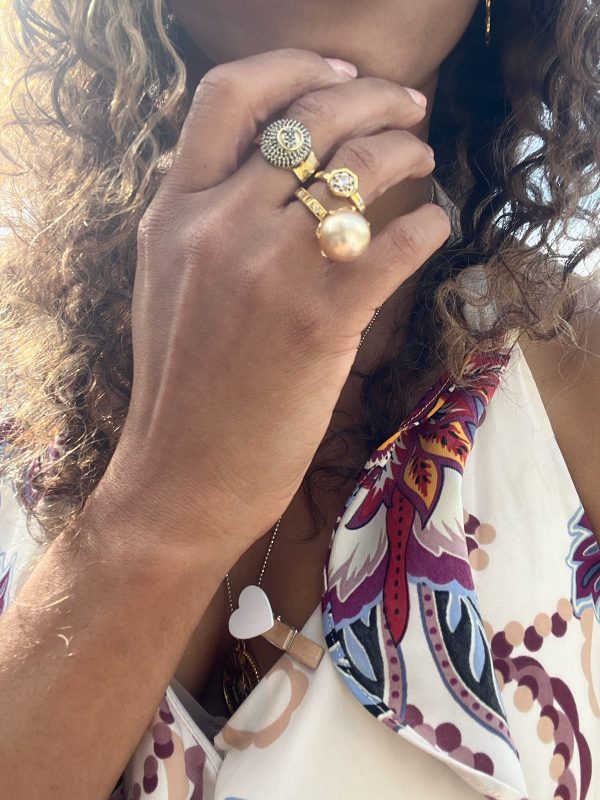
[316,208,371,262]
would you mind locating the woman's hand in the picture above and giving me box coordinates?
[103,47,451,558]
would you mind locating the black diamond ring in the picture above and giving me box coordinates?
[258,118,320,182]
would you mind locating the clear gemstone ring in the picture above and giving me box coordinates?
[312,168,366,214]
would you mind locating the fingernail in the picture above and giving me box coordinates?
[406,87,428,107]
[324,57,358,80]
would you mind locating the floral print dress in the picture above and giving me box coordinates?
[1,341,598,800]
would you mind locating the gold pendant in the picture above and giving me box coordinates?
[222,639,261,715]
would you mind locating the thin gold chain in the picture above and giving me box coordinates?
[224,176,436,613]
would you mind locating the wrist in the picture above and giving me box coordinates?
[72,463,242,582]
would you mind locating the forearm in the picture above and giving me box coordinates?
[0,496,233,799]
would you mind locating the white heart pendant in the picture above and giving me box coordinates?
[228,585,275,640]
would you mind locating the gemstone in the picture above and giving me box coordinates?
[277,126,304,152]
[330,170,357,194]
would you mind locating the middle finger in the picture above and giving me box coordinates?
[233,76,429,207]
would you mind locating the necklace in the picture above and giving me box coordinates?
[221,177,437,715]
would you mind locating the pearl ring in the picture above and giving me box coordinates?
[258,117,371,263]
[294,187,371,262]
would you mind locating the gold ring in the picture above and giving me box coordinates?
[258,118,321,183]
[312,168,366,214]
[294,187,329,221]
[294,187,371,263]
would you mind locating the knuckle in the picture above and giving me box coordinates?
[285,295,327,345]
[177,206,225,265]
[136,210,154,249]
[181,224,222,265]
[178,190,245,265]
[360,79,425,122]
[193,64,241,106]
[252,48,326,85]
[393,128,415,145]
[137,205,168,252]
[387,219,427,262]
[392,129,433,163]
[340,139,382,174]
[288,90,336,127]
[368,77,410,107]
[402,130,429,153]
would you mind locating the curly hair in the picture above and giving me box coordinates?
[0,0,598,544]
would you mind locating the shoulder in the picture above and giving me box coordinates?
[520,275,600,542]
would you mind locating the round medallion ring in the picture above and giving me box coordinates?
[313,168,366,214]
[259,118,320,183]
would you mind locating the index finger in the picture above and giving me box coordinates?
[163,48,356,194]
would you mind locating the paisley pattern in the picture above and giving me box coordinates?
[326,355,507,635]
[321,350,533,795]
[567,506,600,622]
[418,584,511,746]
[322,353,507,646]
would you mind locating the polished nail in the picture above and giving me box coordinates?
[406,88,428,107]
[324,58,358,79]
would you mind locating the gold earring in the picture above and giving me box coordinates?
[485,0,492,47]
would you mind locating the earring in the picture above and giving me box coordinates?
[164,0,176,30]
[485,0,492,46]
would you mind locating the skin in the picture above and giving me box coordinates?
[0,9,595,795]
[165,1,600,707]
[171,0,477,245]
[169,0,600,539]
[169,0,478,440]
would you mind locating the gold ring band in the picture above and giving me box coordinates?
[292,151,321,183]
[294,187,329,221]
